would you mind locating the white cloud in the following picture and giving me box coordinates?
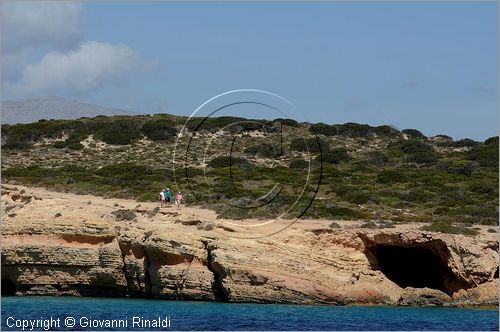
[2,49,31,83]
[1,1,82,53]
[2,2,158,98]
[9,41,154,95]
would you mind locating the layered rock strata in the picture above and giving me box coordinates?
[1,186,498,306]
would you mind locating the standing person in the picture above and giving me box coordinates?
[175,191,184,209]
[159,189,166,207]
[162,188,168,204]
[164,188,174,205]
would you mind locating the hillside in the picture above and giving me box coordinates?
[1,96,135,124]
[1,114,498,232]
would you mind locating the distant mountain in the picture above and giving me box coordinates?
[1,96,136,124]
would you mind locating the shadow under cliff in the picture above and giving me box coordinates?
[363,238,470,296]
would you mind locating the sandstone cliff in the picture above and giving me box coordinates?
[1,185,498,306]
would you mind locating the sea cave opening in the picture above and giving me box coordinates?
[365,242,466,296]
[1,279,16,296]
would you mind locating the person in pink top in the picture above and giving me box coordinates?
[175,192,184,209]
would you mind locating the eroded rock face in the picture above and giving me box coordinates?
[1,186,498,306]
[452,280,500,307]
[2,239,128,297]
[359,231,499,294]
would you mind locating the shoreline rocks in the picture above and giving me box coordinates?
[1,186,498,307]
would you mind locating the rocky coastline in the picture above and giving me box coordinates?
[1,185,498,307]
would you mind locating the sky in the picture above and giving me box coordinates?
[1,1,498,140]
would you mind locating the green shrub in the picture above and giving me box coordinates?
[331,184,355,197]
[344,192,375,204]
[67,131,87,142]
[402,144,438,164]
[421,220,478,236]
[393,214,434,223]
[137,192,158,202]
[274,118,299,127]
[468,182,496,195]
[208,156,252,169]
[3,139,32,150]
[402,128,426,139]
[50,132,87,150]
[140,120,177,141]
[389,139,434,154]
[244,143,277,158]
[322,148,351,164]
[453,205,498,218]
[96,163,154,177]
[289,159,309,170]
[407,152,438,164]
[484,136,499,145]
[2,119,86,144]
[67,142,84,150]
[373,125,401,138]
[94,131,139,145]
[445,160,479,176]
[334,123,373,137]
[367,151,389,166]
[349,160,373,172]
[4,125,40,142]
[403,143,433,156]
[309,123,337,136]
[309,122,399,138]
[94,120,141,145]
[306,203,372,220]
[185,116,266,133]
[437,190,475,207]
[467,142,499,167]
[433,206,450,215]
[377,169,409,183]
[452,138,480,147]
[290,137,329,153]
[398,190,434,203]
[436,134,453,140]
[53,141,67,149]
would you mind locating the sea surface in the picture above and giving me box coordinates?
[1,297,498,331]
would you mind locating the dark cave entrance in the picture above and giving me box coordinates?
[365,242,467,296]
[1,279,16,296]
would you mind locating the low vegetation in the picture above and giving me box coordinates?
[1,114,498,231]
[421,220,478,236]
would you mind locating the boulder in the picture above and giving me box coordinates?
[398,287,452,306]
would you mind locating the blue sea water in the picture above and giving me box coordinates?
[1,297,498,331]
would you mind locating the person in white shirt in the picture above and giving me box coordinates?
[159,189,166,207]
